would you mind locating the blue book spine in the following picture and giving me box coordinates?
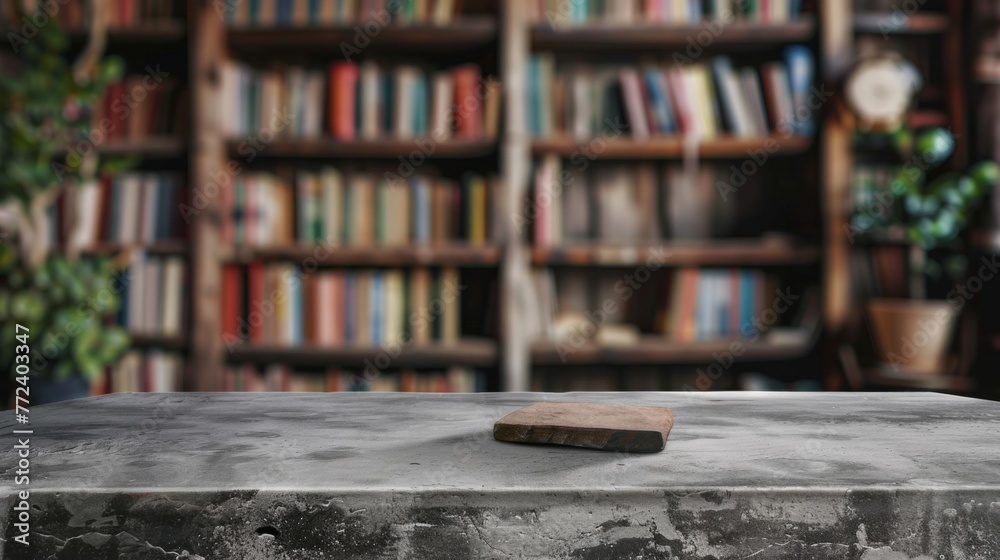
[785,46,814,136]
[571,0,588,23]
[371,273,383,345]
[740,270,754,337]
[382,74,394,136]
[308,0,321,23]
[643,69,674,134]
[277,0,293,25]
[249,0,261,25]
[689,0,701,22]
[413,75,428,136]
[412,177,430,243]
[789,0,802,18]
[695,271,709,341]
[344,273,356,343]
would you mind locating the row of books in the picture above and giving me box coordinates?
[221,171,496,247]
[5,0,178,28]
[221,266,462,346]
[529,0,805,25]
[118,254,187,337]
[220,61,500,141]
[533,157,740,245]
[222,365,487,392]
[224,0,463,27]
[528,266,781,344]
[99,351,184,394]
[89,78,185,140]
[55,173,186,249]
[528,48,814,139]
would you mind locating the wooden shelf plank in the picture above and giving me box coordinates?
[66,22,187,43]
[531,335,813,366]
[853,12,950,34]
[531,135,812,158]
[227,138,496,159]
[227,18,497,51]
[73,242,190,257]
[229,339,498,368]
[97,137,187,158]
[223,244,501,267]
[129,335,189,350]
[531,18,815,49]
[532,239,819,267]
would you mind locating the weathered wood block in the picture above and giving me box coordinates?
[493,402,674,452]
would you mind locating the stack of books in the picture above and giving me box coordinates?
[221,265,462,346]
[119,254,187,337]
[108,350,184,393]
[60,173,185,248]
[220,61,500,141]
[528,47,814,139]
[10,0,180,28]
[224,0,463,27]
[528,266,781,343]
[528,0,804,25]
[221,171,494,247]
[89,77,184,140]
[532,157,740,246]
[222,365,486,392]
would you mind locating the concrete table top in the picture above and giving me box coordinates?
[2,391,999,559]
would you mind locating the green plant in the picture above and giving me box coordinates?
[0,244,129,380]
[851,127,999,298]
[0,7,132,380]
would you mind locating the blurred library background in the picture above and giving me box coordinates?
[2,0,1000,405]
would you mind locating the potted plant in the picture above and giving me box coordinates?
[853,127,999,375]
[0,5,132,403]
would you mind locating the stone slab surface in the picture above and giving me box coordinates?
[0,391,997,559]
[493,402,674,452]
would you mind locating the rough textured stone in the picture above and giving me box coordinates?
[493,402,674,452]
[1,391,998,559]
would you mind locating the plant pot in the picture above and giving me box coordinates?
[866,298,957,376]
[31,374,90,405]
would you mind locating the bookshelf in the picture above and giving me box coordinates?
[37,0,980,395]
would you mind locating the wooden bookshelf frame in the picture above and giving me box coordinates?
[182,0,858,393]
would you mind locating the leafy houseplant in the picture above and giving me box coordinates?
[852,127,999,374]
[0,4,131,402]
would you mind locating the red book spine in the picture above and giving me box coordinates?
[453,65,482,139]
[97,175,113,243]
[328,62,359,140]
[332,272,344,344]
[247,262,265,343]
[665,68,694,136]
[221,266,242,344]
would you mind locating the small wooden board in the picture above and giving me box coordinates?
[493,402,674,453]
